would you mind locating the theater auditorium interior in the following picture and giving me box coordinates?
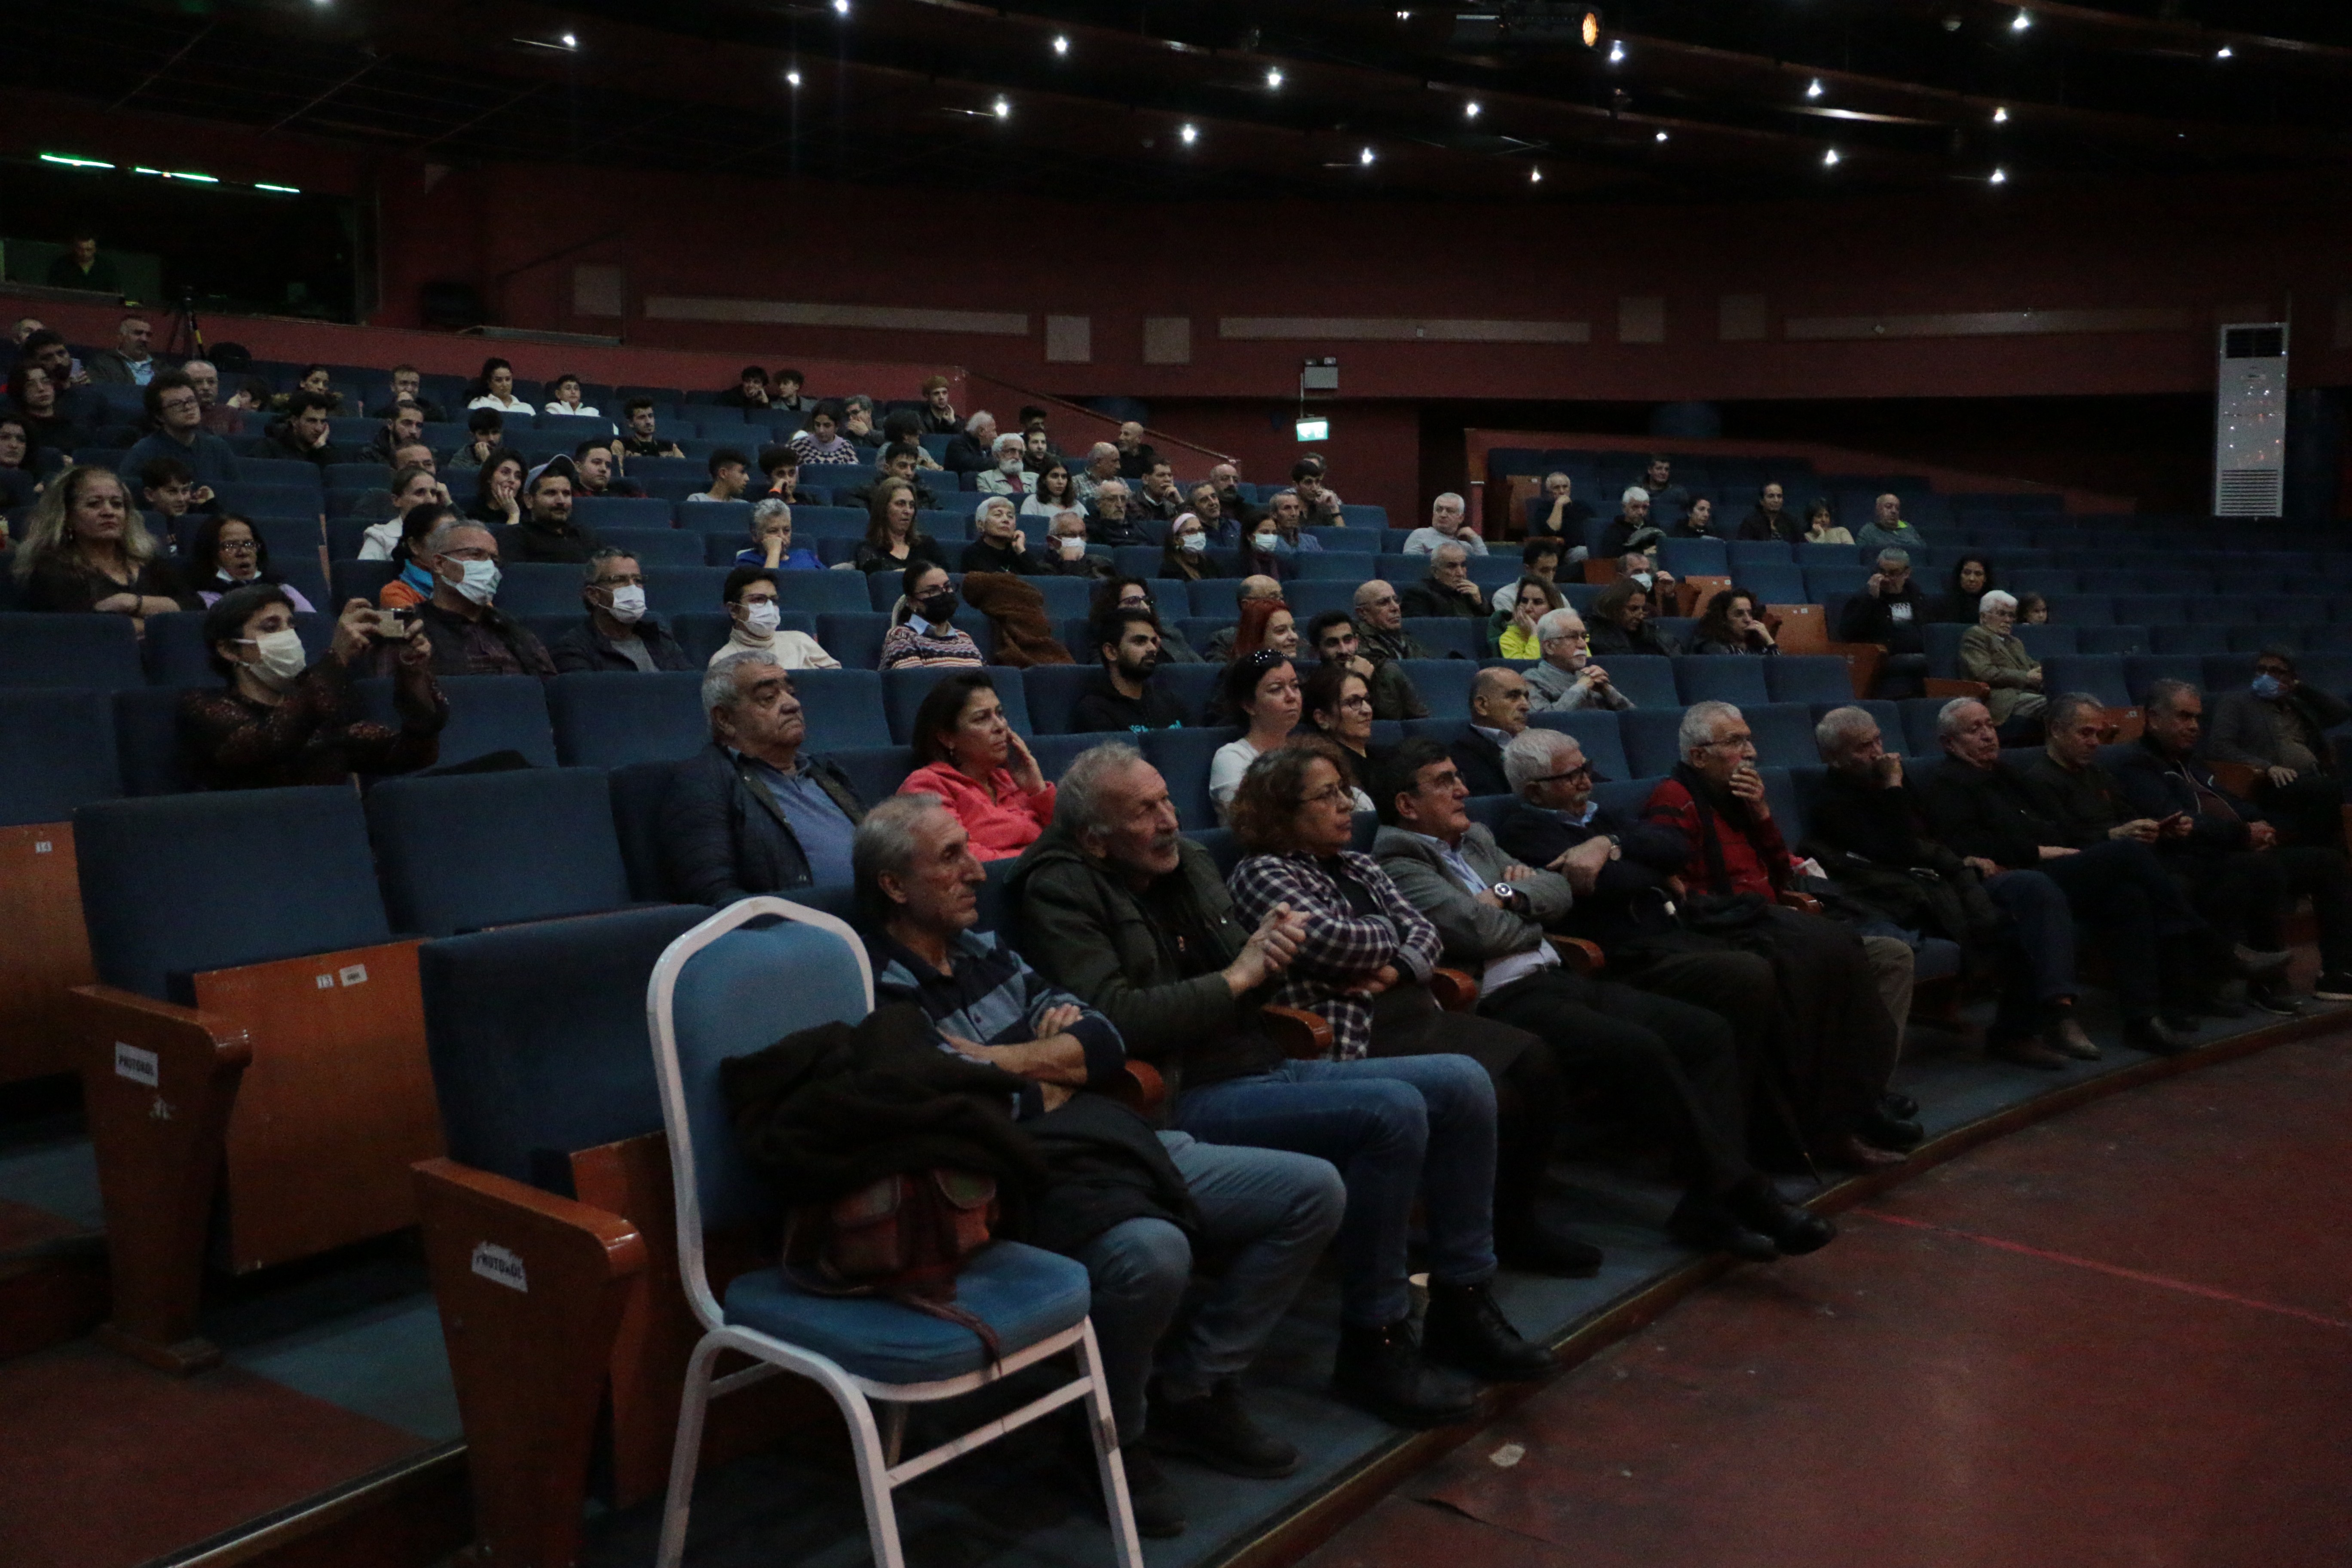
[3,2,2351,1565]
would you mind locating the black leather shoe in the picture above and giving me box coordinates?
[1494,1217,1604,1277]
[1332,1319,1482,1426]
[1880,1090,1920,1120]
[2126,1015,2196,1056]
[1856,1109,1923,1151]
[1148,1381,1298,1479]
[1667,1191,1780,1262]
[1723,1180,1837,1256]
[1421,1281,1554,1381]
[2248,981,2308,1017]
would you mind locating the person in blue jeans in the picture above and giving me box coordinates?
[1004,743,1559,1434]
[854,795,1342,1540]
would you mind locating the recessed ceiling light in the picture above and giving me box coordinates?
[1806,78,1823,99]
[2010,8,2031,31]
[993,96,1011,118]
[2215,45,2233,59]
[1992,105,2009,123]
[1179,123,1197,144]
[1990,167,2008,184]
[784,68,802,86]
[1607,39,1625,63]
[1266,67,1284,88]
[1360,146,1375,165]
[1464,100,1481,119]
[1654,129,1669,142]
[1822,147,1840,166]
[832,0,848,13]
[1530,167,1543,183]
[1052,35,1068,55]
[559,32,576,48]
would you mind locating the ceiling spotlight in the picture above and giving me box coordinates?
[1530,167,1543,183]
[1179,122,1197,144]
[1464,100,1481,119]
[1360,146,1375,165]
[1992,105,2009,123]
[832,0,848,13]
[1989,167,2008,184]
[1805,78,1823,99]
[1265,67,1284,88]
[1052,34,1068,55]
[1654,129,1669,142]
[1822,147,1840,166]
[993,96,1011,118]
[2009,8,2031,31]
[785,68,802,86]
[1607,39,1625,64]
[2215,45,2233,59]
[559,31,576,47]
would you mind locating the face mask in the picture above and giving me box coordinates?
[1252,531,1279,553]
[1058,536,1086,559]
[742,600,781,637]
[605,585,646,625]
[241,627,308,689]
[918,589,959,624]
[1631,571,1654,589]
[1179,533,1207,555]
[449,558,500,605]
[2252,673,2285,700]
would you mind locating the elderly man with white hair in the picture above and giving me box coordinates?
[1638,701,1917,1170]
[1599,486,1664,558]
[1401,540,1490,619]
[1957,588,2048,744]
[1073,441,1123,506]
[1524,607,1630,712]
[1403,493,1487,557]
[975,432,1038,497]
[942,409,999,474]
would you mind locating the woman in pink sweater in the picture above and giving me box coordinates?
[897,670,1055,861]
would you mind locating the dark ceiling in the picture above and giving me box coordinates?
[9,0,2352,202]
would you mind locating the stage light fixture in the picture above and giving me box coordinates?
[1266,67,1284,88]
[1465,101,1482,119]
[785,68,802,86]
[1806,78,1823,98]
[2215,45,2233,59]
[1822,147,1840,166]
[1992,106,2009,123]
[1654,129,1668,142]
[993,97,1011,118]
[2010,9,2031,32]
[560,32,577,48]
[1053,35,1068,55]
[1990,167,2008,184]
[1530,167,1543,182]
[1180,123,1198,144]
[1608,39,1625,63]
[1360,146,1375,165]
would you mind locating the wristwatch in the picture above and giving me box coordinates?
[1491,882,1526,913]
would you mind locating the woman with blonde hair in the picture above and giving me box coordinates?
[14,464,196,621]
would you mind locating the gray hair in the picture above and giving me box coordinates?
[1534,607,1585,643]
[1813,705,1880,761]
[1432,541,1470,567]
[2144,677,2199,714]
[750,497,792,532]
[1503,727,1580,795]
[2045,690,2104,736]
[702,647,781,717]
[1979,588,2017,616]
[1054,742,1148,842]
[1876,548,1910,569]
[1622,485,1650,507]
[1088,441,1118,462]
[964,410,994,435]
[1051,509,1087,532]
[1096,478,1130,499]
[422,518,491,558]
[1433,492,1465,513]
[183,358,214,377]
[843,393,873,416]
[582,544,636,583]
[1678,699,1743,759]
[991,433,1025,456]
[852,793,947,925]
[1936,695,1987,738]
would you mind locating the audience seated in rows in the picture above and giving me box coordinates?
[1490,575,1564,660]
[1487,538,1567,614]
[789,401,859,467]
[182,585,444,791]
[943,411,1001,475]
[1802,499,1853,545]
[733,499,819,571]
[2207,648,2351,850]
[881,561,980,670]
[503,461,599,565]
[1371,738,1835,1261]
[1306,609,1427,720]
[1400,542,1487,621]
[542,373,602,423]
[368,364,448,423]
[708,567,838,669]
[466,448,528,527]
[1599,486,1663,559]
[188,512,315,611]
[380,518,555,677]
[1211,653,1363,822]
[1133,459,1185,525]
[1588,574,1678,658]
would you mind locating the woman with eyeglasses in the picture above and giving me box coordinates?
[1209,652,1371,823]
[188,513,315,611]
[1302,659,1384,789]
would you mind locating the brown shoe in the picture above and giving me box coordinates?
[2043,1018,2101,1060]
[1830,1134,1908,1172]
[1988,1032,2068,1071]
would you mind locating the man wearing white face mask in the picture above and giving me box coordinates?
[1043,509,1111,579]
[709,567,840,670]
[550,549,693,673]
[378,519,556,677]
[183,582,446,790]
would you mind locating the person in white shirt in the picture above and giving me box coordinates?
[1209,652,1374,822]
[708,568,839,670]
[1403,493,1487,558]
[541,372,606,425]
[465,356,533,413]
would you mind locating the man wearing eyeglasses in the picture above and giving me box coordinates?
[1523,607,1629,713]
[549,548,691,673]
[123,370,241,499]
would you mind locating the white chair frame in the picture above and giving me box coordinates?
[645,896,1143,1568]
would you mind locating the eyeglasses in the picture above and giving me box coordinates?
[1701,732,1755,750]
[1336,694,1374,712]
[1300,782,1356,807]
[1531,764,1594,786]
[216,538,259,554]
[156,396,199,414]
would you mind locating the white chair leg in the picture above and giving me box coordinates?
[1077,1319,1145,1568]
[878,1400,909,1466]
[838,1384,908,1568]
[655,1336,724,1568]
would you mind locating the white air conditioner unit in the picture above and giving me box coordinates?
[2214,322,2288,517]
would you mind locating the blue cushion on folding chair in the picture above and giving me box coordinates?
[0,689,119,827]
[1023,664,1099,735]
[0,614,147,691]
[1673,656,1769,708]
[1619,711,1688,778]
[1599,658,1679,711]
[1746,703,1823,769]
[770,572,875,616]
[549,671,707,766]
[1766,656,1856,707]
[1142,726,1241,830]
[722,1240,1090,1384]
[787,669,891,750]
[1401,619,1482,662]
[1528,708,1629,782]
[1398,659,1474,716]
[368,767,634,937]
[610,759,686,902]
[76,787,392,1001]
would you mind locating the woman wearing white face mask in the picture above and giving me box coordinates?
[1158,511,1226,582]
[709,567,840,670]
[549,548,694,673]
[181,583,444,790]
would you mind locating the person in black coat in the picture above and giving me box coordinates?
[1400,542,1489,619]
[1837,546,1931,696]
[547,548,693,674]
[658,650,870,903]
[1446,668,1531,797]
[1737,483,1804,545]
[942,413,999,475]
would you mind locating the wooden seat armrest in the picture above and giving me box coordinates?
[1923,678,1991,700]
[1429,968,1481,1012]
[1261,1005,1334,1061]
[1776,889,1823,916]
[1546,935,1607,974]
[413,1158,647,1284]
[65,983,253,1068]
[1109,1060,1167,1118]
[2208,759,2262,799]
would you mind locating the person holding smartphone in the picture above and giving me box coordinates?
[180,585,446,791]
